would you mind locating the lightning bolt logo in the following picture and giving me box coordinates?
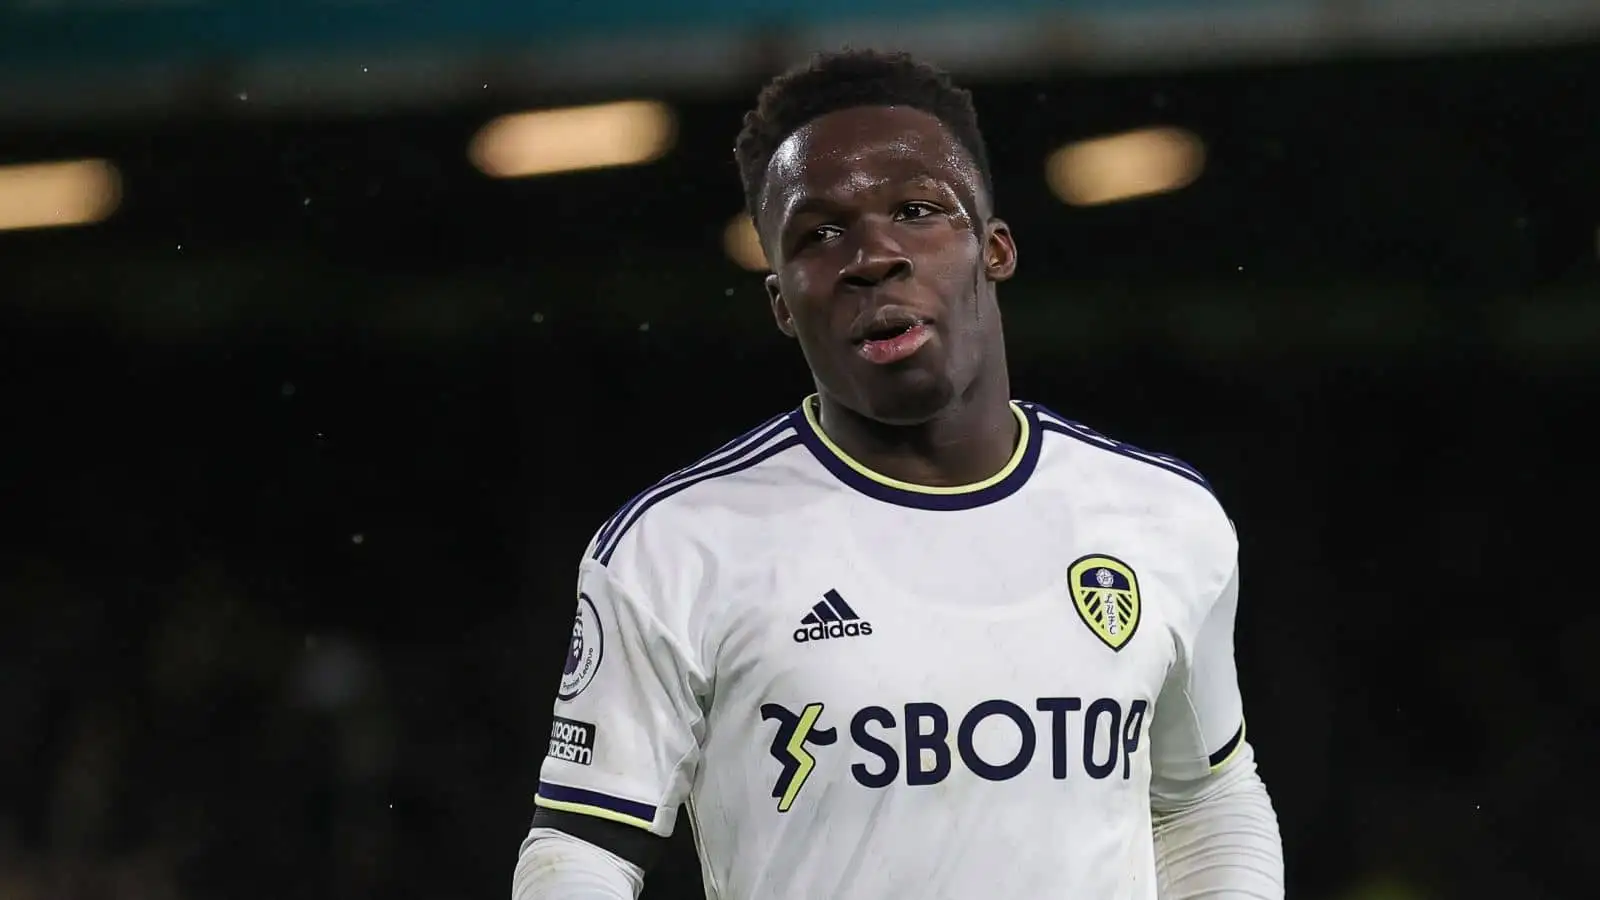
[760,702,836,813]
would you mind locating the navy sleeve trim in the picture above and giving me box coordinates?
[1208,723,1246,769]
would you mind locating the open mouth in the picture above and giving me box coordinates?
[858,320,923,343]
[851,309,929,345]
[854,315,934,365]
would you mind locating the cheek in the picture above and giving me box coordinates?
[928,242,984,303]
[786,268,823,305]
[780,267,838,326]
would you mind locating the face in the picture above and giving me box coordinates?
[759,105,1017,425]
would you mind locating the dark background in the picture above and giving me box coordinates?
[2,23,1597,900]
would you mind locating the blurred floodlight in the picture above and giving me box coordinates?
[724,214,768,271]
[469,100,676,178]
[1045,127,1205,207]
[0,159,121,232]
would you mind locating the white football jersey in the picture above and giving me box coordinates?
[536,396,1251,900]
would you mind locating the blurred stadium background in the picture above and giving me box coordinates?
[2,1,1596,898]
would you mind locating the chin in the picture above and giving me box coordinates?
[856,370,956,426]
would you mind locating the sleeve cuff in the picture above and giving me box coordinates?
[535,782,659,832]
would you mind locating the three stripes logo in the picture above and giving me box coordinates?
[793,589,873,643]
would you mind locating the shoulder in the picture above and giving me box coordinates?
[584,408,807,585]
[1023,401,1215,498]
[1021,400,1236,570]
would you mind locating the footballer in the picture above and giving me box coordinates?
[513,49,1285,900]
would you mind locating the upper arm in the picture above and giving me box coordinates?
[534,557,706,849]
[1148,562,1248,791]
[528,808,670,873]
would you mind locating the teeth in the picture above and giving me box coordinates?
[867,322,916,341]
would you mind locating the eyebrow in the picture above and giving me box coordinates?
[783,172,952,220]
[783,194,845,222]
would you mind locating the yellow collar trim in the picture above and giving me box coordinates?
[800,395,1030,496]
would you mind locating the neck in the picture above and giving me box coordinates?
[815,371,1017,488]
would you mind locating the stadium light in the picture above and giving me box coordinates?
[0,158,121,232]
[469,100,677,179]
[723,213,768,271]
[1044,127,1205,207]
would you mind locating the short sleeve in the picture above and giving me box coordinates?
[1148,563,1248,787]
[535,559,705,837]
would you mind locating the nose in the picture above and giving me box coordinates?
[838,224,913,288]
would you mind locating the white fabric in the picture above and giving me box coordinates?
[511,827,642,900]
[1153,743,1285,899]
[525,400,1282,900]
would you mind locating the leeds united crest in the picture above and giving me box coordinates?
[1068,555,1141,651]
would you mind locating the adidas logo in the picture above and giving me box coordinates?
[793,589,873,643]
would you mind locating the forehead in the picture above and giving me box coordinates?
[762,105,979,216]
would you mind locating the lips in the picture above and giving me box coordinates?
[857,323,933,364]
[848,305,936,365]
[849,306,929,345]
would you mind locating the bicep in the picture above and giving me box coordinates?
[529,808,670,873]
[1149,565,1247,788]
[513,823,646,899]
[535,560,705,840]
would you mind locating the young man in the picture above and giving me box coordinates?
[513,49,1284,900]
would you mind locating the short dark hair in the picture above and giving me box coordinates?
[733,48,994,221]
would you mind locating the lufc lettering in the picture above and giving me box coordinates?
[761,697,1149,812]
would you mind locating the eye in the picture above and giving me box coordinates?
[795,224,842,250]
[895,201,941,221]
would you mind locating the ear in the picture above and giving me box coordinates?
[982,217,1018,282]
[766,274,796,337]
